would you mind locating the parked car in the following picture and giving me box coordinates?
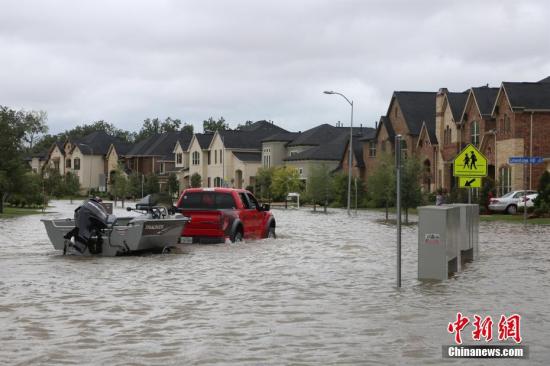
[517,193,539,209]
[488,190,537,214]
[175,188,276,243]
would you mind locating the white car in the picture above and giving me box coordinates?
[517,193,539,209]
[488,190,537,214]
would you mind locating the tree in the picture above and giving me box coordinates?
[203,117,228,133]
[23,110,48,150]
[368,153,395,221]
[167,173,179,197]
[306,164,334,213]
[534,171,550,216]
[255,167,274,201]
[145,174,160,195]
[0,106,48,213]
[127,173,143,198]
[112,166,129,207]
[271,166,301,204]
[64,172,81,203]
[401,157,422,224]
[181,123,194,134]
[190,173,202,188]
[236,120,254,130]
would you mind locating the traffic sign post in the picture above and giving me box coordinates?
[453,144,488,203]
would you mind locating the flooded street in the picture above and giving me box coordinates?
[1,200,550,365]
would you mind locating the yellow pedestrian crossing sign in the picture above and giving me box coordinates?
[453,144,487,177]
[459,177,481,188]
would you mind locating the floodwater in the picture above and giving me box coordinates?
[1,200,549,365]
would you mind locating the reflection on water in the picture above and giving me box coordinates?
[1,200,549,365]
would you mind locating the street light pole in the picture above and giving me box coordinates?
[324,90,354,215]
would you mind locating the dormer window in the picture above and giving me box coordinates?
[176,153,182,164]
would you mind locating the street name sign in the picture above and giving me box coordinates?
[459,177,481,188]
[508,156,544,164]
[453,144,487,177]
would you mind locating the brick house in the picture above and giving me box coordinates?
[491,78,550,194]
[362,91,436,187]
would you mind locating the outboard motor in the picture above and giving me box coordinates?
[64,198,115,254]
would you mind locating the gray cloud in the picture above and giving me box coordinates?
[1,0,549,134]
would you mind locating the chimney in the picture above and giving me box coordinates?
[375,121,378,129]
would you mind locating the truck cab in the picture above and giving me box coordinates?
[175,188,276,243]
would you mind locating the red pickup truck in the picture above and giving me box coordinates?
[175,188,276,243]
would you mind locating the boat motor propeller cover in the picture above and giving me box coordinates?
[64,198,116,254]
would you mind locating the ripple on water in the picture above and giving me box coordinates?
[0,200,550,365]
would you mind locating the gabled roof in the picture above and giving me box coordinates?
[113,141,133,155]
[177,133,194,151]
[418,121,438,145]
[371,116,395,141]
[501,81,550,110]
[237,120,288,134]
[286,124,335,146]
[195,133,215,149]
[262,131,300,143]
[390,91,436,135]
[284,132,350,162]
[471,86,499,117]
[233,151,262,162]
[70,131,123,156]
[447,91,469,122]
[126,132,193,160]
[538,76,550,83]
[218,122,289,150]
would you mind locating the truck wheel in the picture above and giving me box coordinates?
[267,226,276,239]
[231,229,243,243]
[506,205,517,215]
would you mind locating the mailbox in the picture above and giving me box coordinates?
[418,206,461,280]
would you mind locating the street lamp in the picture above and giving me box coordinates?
[324,90,354,215]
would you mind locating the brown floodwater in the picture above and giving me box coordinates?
[1,200,549,365]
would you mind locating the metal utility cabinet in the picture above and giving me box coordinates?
[417,206,461,280]
[450,204,479,262]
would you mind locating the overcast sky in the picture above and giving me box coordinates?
[1,0,549,134]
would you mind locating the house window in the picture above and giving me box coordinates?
[214,177,222,187]
[207,151,211,165]
[73,158,80,170]
[192,151,200,165]
[299,168,303,176]
[471,121,480,147]
[219,149,222,164]
[66,159,71,168]
[160,163,165,174]
[214,150,217,164]
[207,177,211,187]
[176,153,182,164]
[290,151,298,157]
[369,141,376,157]
[500,166,512,194]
